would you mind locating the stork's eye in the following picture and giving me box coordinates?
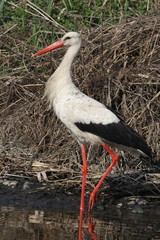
[64,36,71,41]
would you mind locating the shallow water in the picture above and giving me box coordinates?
[0,206,160,240]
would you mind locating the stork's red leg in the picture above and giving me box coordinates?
[88,144,118,211]
[78,144,88,240]
[88,213,97,240]
[80,144,88,212]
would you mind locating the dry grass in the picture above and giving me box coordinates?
[0,15,160,192]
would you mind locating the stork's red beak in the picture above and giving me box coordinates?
[33,39,64,56]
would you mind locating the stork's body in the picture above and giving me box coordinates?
[34,32,152,212]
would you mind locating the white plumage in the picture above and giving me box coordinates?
[34,31,152,211]
[43,33,120,145]
[35,32,151,158]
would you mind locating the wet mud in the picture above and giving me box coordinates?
[0,176,160,214]
[0,176,160,240]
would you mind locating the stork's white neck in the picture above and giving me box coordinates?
[55,41,81,75]
[44,39,82,108]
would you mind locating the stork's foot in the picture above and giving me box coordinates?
[88,192,97,212]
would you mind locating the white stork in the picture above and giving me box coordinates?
[33,32,152,212]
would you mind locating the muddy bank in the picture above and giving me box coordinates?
[0,176,79,211]
[0,167,159,214]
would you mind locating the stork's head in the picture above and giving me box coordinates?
[62,32,81,46]
[33,32,81,56]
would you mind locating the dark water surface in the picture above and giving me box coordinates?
[0,205,160,240]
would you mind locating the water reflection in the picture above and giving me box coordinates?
[0,206,160,240]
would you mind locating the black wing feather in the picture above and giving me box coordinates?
[75,121,152,158]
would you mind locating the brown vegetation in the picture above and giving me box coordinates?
[0,15,159,193]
